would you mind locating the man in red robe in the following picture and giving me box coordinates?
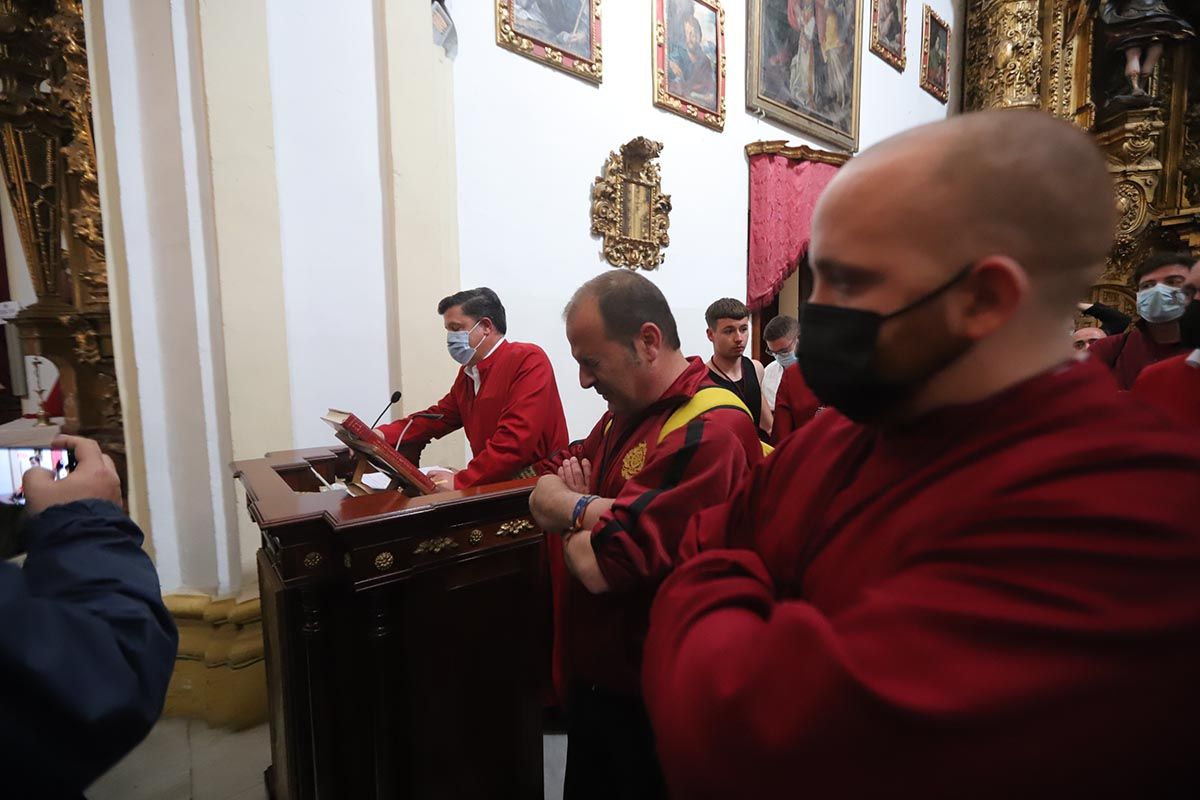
[1133,259,1200,426]
[1088,251,1193,388]
[529,270,764,800]
[376,287,568,490]
[641,111,1200,798]
[769,361,820,443]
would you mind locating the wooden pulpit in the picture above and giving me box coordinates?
[234,447,548,800]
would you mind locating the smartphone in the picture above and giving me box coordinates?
[0,447,72,506]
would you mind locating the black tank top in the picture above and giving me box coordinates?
[707,356,763,427]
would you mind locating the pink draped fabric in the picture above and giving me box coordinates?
[747,153,839,310]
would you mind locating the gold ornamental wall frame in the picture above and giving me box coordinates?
[591,137,672,270]
[495,0,603,84]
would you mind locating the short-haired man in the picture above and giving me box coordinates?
[760,314,798,409]
[376,287,569,490]
[641,111,1200,797]
[529,271,764,799]
[1133,260,1200,426]
[704,298,772,435]
[1088,252,1194,388]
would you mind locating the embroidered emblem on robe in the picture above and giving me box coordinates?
[621,441,647,479]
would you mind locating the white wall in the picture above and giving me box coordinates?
[453,0,964,437]
[265,0,393,448]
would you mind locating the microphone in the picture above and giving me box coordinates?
[395,413,445,452]
[370,390,403,429]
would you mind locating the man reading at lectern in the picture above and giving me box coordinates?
[529,271,765,799]
[376,287,569,491]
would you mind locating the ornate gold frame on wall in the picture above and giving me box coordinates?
[652,0,727,131]
[591,137,672,270]
[495,0,603,84]
[745,0,863,152]
[869,0,907,73]
[919,5,951,103]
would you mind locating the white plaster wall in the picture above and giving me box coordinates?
[265,0,392,448]
[453,0,964,437]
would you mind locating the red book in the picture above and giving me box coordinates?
[321,409,436,495]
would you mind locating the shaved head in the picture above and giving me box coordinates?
[817,110,1116,310]
[805,110,1120,421]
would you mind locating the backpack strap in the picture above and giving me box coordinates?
[658,386,774,456]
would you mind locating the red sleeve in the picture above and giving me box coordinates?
[772,368,820,445]
[1086,332,1123,370]
[589,408,761,593]
[643,491,1200,797]
[454,352,565,488]
[377,378,464,448]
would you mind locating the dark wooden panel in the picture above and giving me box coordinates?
[240,451,546,800]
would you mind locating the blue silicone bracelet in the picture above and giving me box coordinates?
[570,494,598,531]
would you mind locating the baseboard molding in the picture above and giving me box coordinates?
[163,593,267,731]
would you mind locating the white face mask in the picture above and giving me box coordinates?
[1137,284,1188,324]
[446,320,482,365]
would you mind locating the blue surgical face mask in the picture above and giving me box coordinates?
[1137,283,1188,324]
[773,350,798,369]
[447,320,482,366]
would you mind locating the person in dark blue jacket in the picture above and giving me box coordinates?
[0,435,178,798]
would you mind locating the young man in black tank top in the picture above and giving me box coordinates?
[704,298,773,436]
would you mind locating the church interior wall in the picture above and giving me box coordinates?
[7,0,967,597]
[452,0,965,437]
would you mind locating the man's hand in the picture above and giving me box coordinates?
[23,435,121,515]
[427,467,456,493]
[530,474,574,532]
[556,457,592,494]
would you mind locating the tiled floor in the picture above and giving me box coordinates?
[88,718,568,800]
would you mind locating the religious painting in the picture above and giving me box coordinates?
[654,0,726,130]
[870,0,906,72]
[495,0,603,84]
[747,0,863,152]
[919,6,950,103]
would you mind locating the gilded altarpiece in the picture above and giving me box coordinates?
[966,0,1200,321]
[0,1,122,466]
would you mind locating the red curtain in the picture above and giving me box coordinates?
[747,153,840,310]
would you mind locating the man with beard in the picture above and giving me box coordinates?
[641,111,1200,798]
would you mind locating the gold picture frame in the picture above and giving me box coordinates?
[495,0,603,84]
[919,5,950,103]
[746,0,863,153]
[591,138,672,271]
[653,0,726,131]
[870,0,906,73]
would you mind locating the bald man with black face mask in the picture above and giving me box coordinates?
[640,110,1200,799]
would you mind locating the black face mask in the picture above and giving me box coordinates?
[799,263,975,423]
[1180,297,1200,349]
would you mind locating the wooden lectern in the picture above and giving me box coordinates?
[234,447,548,800]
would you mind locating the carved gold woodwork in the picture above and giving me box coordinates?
[966,1,1200,319]
[495,0,603,84]
[0,0,120,459]
[496,518,535,538]
[744,140,851,167]
[965,0,1043,112]
[591,137,672,271]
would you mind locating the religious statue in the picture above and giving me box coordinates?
[1073,1,1195,104]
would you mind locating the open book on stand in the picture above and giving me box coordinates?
[321,409,436,496]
